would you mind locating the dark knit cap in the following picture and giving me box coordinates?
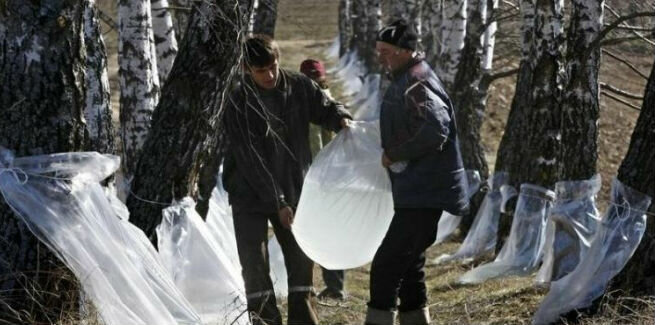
[376,19,418,51]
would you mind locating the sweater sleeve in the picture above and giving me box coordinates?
[305,79,352,132]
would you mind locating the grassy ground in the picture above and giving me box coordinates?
[92,0,655,324]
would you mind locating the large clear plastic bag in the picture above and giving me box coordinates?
[434,170,482,245]
[536,174,602,285]
[459,184,555,284]
[335,51,364,95]
[158,198,249,325]
[293,121,394,270]
[433,172,517,264]
[351,74,382,121]
[0,149,200,325]
[532,178,651,325]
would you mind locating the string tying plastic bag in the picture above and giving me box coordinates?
[434,170,482,245]
[459,183,555,284]
[532,178,651,325]
[158,198,248,325]
[433,172,517,264]
[535,174,602,285]
[293,121,394,270]
[0,149,200,325]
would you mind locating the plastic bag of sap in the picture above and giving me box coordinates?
[434,170,483,245]
[535,174,602,285]
[433,172,517,264]
[158,198,249,325]
[458,183,555,284]
[532,178,651,325]
[293,121,394,270]
[0,149,200,325]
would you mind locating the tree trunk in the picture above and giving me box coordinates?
[350,0,368,60]
[126,0,252,241]
[151,0,179,83]
[450,0,495,232]
[610,59,655,296]
[169,0,191,40]
[364,0,382,74]
[389,0,423,33]
[557,0,602,181]
[118,0,161,181]
[253,0,278,37]
[84,0,116,154]
[422,0,443,67]
[494,0,565,243]
[0,0,92,321]
[339,0,352,57]
[437,0,467,90]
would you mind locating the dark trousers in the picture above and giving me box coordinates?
[232,209,318,325]
[368,208,442,312]
[321,267,345,292]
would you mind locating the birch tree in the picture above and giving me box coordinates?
[339,0,352,57]
[151,0,179,83]
[1,0,96,321]
[127,0,252,240]
[118,0,161,182]
[84,0,116,154]
[253,0,278,36]
[610,59,655,296]
[350,0,368,59]
[422,0,443,66]
[390,0,423,33]
[365,0,382,74]
[437,0,467,90]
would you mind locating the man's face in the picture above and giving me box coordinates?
[247,59,279,89]
[376,42,411,73]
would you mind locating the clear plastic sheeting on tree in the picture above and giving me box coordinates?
[351,74,382,121]
[532,178,652,325]
[0,149,201,325]
[268,236,289,297]
[335,51,364,95]
[536,174,602,286]
[459,184,555,284]
[433,172,517,264]
[293,121,394,270]
[157,198,249,325]
[434,170,483,245]
[325,36,340,59]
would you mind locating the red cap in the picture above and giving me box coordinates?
[299,59,326,80]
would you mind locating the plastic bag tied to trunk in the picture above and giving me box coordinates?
[459,183,555,284]
[434,170,482,245]
[158,198,249,325]
[433,172,517,264]
[536,174,602,285]
[293,121,394,270]
[0,148,200,325]
[532,178,651,325]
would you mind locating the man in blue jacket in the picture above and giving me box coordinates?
[365,20,469,325]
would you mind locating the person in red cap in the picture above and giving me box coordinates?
[299,58,348,301]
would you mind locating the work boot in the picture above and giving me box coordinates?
[318,287,347,300]
[364,306,396,325]
[399,307,430,325]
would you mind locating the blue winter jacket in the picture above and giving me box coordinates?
[380,57,469,215]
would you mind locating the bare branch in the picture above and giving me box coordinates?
[604,5,655,47]
[152,6,192,12]
[604,23,655,33]
[600,82,644,100]
[97,9,118,30]
[600,35,653,47]
[484,67,520,84]
[501,0,520,12]
[602,49,649,80]
[588,10,655,52]
[601,91,641,111]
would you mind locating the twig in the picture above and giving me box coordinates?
[602,48,649,80]
[600,82,644,100]
[152,6,192,12]
[604,5,655,47]
[485,67,520,83]
[501,0,520,12]
[601,35,651,47]
[587,10,655,53]
[97,9,118,31]
[601,91,641,111]
[604,23,655,33]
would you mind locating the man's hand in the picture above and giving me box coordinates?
[382,153,393,168]
[340,118,352,129]
[279,206,295,229]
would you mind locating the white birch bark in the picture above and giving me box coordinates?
[422,0,443,65]
[151,0,179,83]
[390,0,423,33]
[83,0,115,154]
[118,0,161,180]
[365,0,382,73]
[481,0,497,71]
[438,0,467,88]
[339,0,351,56]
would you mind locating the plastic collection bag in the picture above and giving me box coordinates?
[351,74,382,121]
[535,175,602,285]
[0,150,201,325]
[334,51,364,95]
[434,170,482,245]
[158,198,249,325]
[459,183,555,284]
[293,121,394,270]
[532,178,651,325]
[433,172,517,264]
